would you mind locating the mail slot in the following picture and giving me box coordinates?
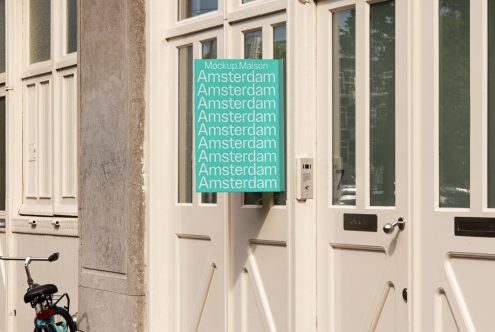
[344,214,377,232]
[454,217,495,237]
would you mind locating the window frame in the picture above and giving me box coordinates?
[16,0,78,222]
[22,0,53,76]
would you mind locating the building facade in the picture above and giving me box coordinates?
[145,0,495,330]
[3,0,495,331]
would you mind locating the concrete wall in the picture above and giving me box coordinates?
[78,0,146,330]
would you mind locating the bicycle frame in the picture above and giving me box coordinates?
[0,253,80,332]
[0,252,59,288]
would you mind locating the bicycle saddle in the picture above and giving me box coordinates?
[24,283,58,303]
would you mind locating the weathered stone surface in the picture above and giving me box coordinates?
[79,0,146,330]
[80,0,128,276]
[78,287,146,332]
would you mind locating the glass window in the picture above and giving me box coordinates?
[179,0,218,20]
[243,29,263,205]
[202,39,217,60]
[273,23,287,206]
[67,0,77,54]
[30,0,51,64]
[370,0,395,207]
[201,39,217,205]
[439,0,470,208]
[332,9,356,206]
[489,0,495,208]
[0,0,5,73]
[178,45,193,204]
[244,30,262,60]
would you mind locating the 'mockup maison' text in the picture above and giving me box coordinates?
[204,61,269,71]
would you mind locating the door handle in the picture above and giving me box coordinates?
[383,217,405,234]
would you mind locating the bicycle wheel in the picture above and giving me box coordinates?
[49,306,77,332]
[46,325,59,332]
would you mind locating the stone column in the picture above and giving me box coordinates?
[78,0,146,330]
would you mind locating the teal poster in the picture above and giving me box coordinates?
[194,59,284,192]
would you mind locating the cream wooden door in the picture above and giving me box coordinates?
[416,0,495,330]
[153,6,291,332]
[228,12,291,332]
[162,29,230,332]
[317,0,411,331]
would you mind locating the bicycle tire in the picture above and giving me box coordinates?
[46,325,58,332]
[33,327,50,332]
[49,306,77,332]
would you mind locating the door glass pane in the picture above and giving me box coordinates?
[201,39,218,204]
[0,0,5,73]
[439,0,470,208]
[243,29,263,205]
[178,0,218,20]
[202,39,217,59]
[178,45,193,203]
[370,0,395,207]
[273,24,287,206]
[0,97,5,211]
[333,9,356,206]
[244,30,262,60]
[67,0,77,54]
[489,0,495,208]
[30,0,51,64]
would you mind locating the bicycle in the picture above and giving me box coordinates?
[0,252,80,332]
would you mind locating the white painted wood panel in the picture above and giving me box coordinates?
[20,76,53,216]
[54,67,77,216]
[38,80,52,199]
[24,82,37,200]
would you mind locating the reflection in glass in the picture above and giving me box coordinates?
[202,39,217,60]
[273,24,287,206]
[67,0,77,54]
[30,0,51,64]
[489,0,495,208]
[439,0,470,208]
[0,0,5,73]
[178,46,193,203]
[0,98,5,211]
[179,0,218,20]
[244,30,262,60]
[243,30,263,205]
[370,1,395,207]
[273,25,286,61]
[201,39,218,204]
[332,9,356,206]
